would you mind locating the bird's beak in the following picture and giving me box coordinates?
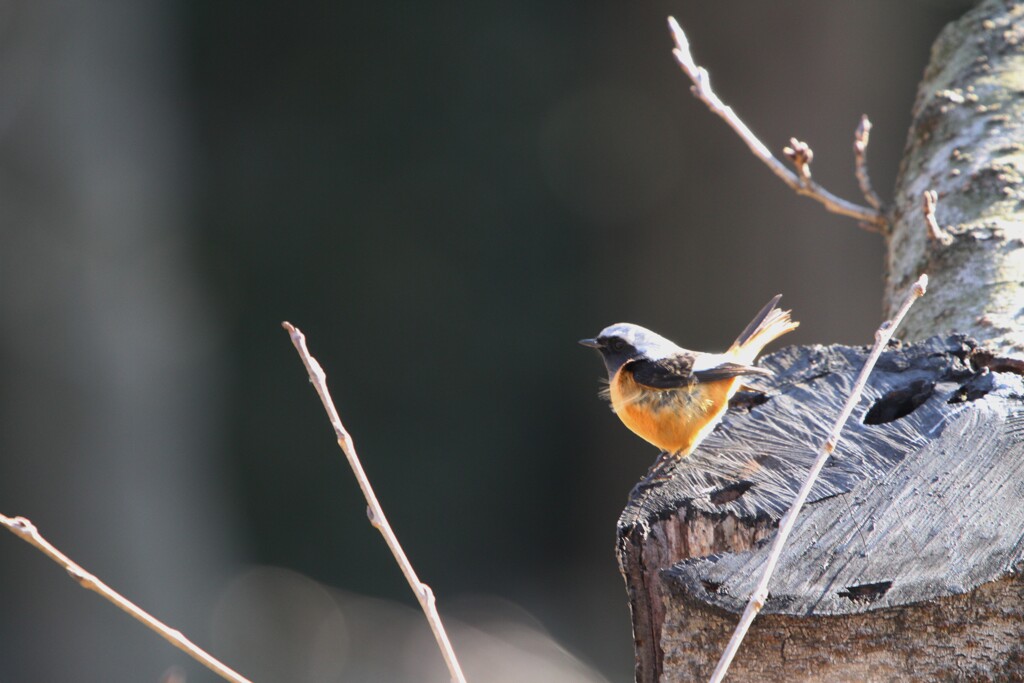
[578,338,602,349]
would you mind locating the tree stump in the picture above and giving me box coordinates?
[616,336,1024,681]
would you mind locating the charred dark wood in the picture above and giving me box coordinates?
[616,336,1024,681]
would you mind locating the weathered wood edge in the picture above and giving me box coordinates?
[658,572,1024,681]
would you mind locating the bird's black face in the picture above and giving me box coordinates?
[578,335,640,377]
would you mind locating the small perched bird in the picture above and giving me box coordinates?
[580,295,798,466]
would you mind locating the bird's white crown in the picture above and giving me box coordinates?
[597,323,684,361]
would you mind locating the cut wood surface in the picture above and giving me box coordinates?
[617,336,1024,681]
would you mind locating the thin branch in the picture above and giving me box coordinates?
[854,115,883,211]
[923,190,953,245]
[0,514,252,683]
[282,322,467,683]
[708,273,928,683]
[667,16,886,232]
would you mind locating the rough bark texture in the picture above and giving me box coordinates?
[660,576,1024,682]
[618,3,1024,679]
[887,0,1024,353]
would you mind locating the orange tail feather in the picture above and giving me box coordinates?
[729,295,799,364]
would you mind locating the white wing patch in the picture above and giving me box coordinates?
[691,352,730,371]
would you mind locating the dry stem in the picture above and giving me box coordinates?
[854,115,883,211]
[667,16,886,232]
[708,274,928,683]
[282,322,467,683]
[0,514,252,683]
[923,190,953,245]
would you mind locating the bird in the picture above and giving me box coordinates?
[580,295,798,473]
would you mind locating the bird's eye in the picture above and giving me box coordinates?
[610,338,626,352]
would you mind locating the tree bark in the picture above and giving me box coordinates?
[886,0,1024,352]
[618,1,1024,680]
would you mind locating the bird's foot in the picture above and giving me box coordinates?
[633,450,681,491]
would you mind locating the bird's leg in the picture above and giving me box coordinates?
[635,449,682,490]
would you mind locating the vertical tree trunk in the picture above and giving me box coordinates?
[886,0,1024,351]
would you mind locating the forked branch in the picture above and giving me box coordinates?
[668,16,886,232]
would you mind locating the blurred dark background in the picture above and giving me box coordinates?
[0,1,973,681]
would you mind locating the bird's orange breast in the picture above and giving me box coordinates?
[609,366,738,455]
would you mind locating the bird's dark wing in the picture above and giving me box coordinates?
[629,355,697,389]
[630,355,772,389]
[692,362,773,383]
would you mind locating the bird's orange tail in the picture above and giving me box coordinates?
[729,294,799,364]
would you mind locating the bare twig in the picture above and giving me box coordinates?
[923,190,953,245]
[854,115,883,211]
[708,274,928,683]
[667,16,886,231]
[0,514,252,683]
[282,322,467,683]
